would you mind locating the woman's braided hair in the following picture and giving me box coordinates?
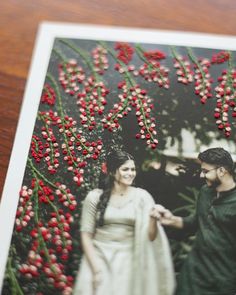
[96,150,134,227]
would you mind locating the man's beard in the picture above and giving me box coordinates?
[205,177,221,188]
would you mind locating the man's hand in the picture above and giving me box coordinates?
[150,204,163,220]
[150,204,183,228]
[149,204,172,221]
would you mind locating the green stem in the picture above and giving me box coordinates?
[28,158,57,189]
[226,52,235,89]
[53,48,67,62]
[46,73,64,117]
[7,255,24,295]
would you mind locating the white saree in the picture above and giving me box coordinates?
[132,189,176,295]
[73,187,175,295]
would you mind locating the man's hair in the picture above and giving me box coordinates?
[198,147,234,174]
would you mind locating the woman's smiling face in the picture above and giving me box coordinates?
[114,160,136,187]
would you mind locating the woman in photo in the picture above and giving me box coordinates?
[73,150,175,295]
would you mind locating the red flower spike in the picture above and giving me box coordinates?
[58,59,85,96]
[41,84,56,106]
[102,81,133,131]
[114,42,134,65]
[193,58,213,104]
[103,81,158,148]
[39,111,102,185]
[173,56,194,85]
[214,68,236,137]
[17,179,75,291]
[134,46,169,89]
[211,51,230,64]
[138,61,170,89]
[15,186,34,231]
[30,135,44,164]
[77,77,109,131]
[91,45,109,75]
[35,115,60,174]
[143,50,166,61]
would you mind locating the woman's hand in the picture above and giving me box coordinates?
[149,205,183,228]
[92,270,102,290]
[149,204,166,220]
[148,204,164,241]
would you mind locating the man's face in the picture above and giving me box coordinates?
[199,162,221,188]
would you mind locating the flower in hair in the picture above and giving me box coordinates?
[101,162,108,174]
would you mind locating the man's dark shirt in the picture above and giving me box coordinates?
[176,185,236,295]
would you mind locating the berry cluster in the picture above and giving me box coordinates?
[173,56,194,85]
[32,113,60,174]
[114,63,136,76]
[211,51,230,64]
[114,42,134,65]
[214,69,236,137]
[49,211,73,258]
[39,110,61,126]
[131,86,158,149]
[38,111,103,185]
[58,59,85,96]
[55,183,77,211]
[91,45,109,74]
[41,126,60,174]
[19,241,73,294]
[193,58,213,104]
[19,256,41,278]
[77,77,109,131]
[37,182,55,204]
[60,118,102,186]
[57,40,110,130]
[15,186,34,232]
[138,62,170,89]
[102,81,158,148]
[59,116,102,156]
[143,50,166,61]
[136,47,169,88]
[101,43,159,148]
[29,212,73,260]
[31,135,44,163]
[102,80,132,131]
[41,84,56,106]
[16,177,76,294]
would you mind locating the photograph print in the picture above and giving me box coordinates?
[0,24,236,295]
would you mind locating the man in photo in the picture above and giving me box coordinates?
[157,147,236,295]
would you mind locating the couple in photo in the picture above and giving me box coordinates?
[74,147,236,295]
